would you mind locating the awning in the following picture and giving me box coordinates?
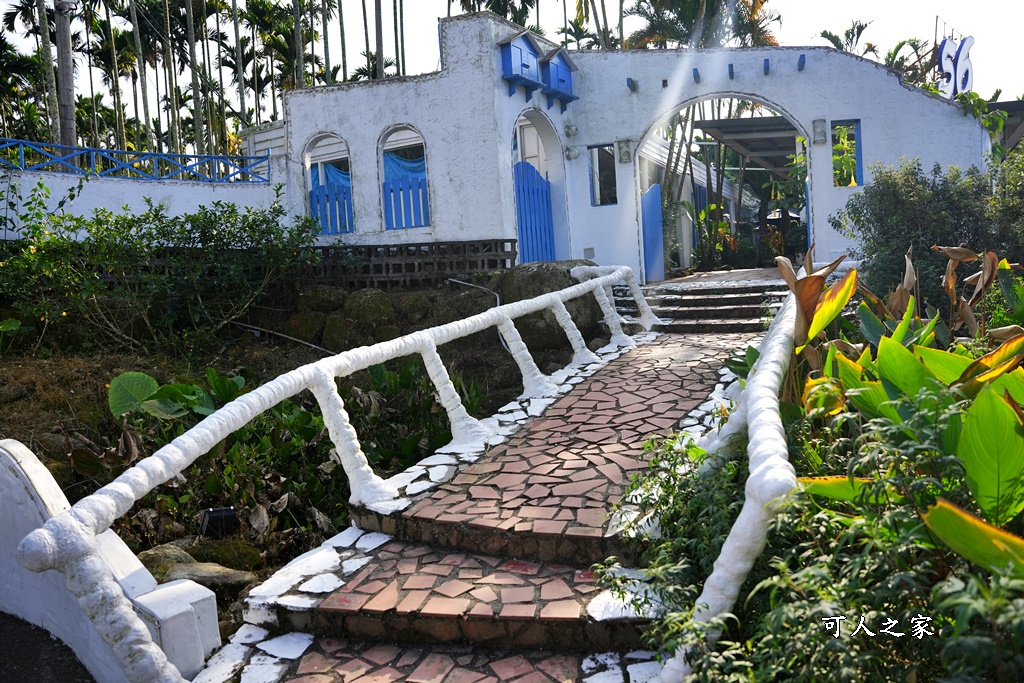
[691,116,801,179]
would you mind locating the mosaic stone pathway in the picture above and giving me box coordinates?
[204,332,757,683]
[351,334,748,566]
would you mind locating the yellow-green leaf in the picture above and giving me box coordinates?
[923,499,1024,578]
[799,476,898,504]
[957,334,1024,386]
[914,346,973,384]
[957,386,1024,526]
[799,270,858,353]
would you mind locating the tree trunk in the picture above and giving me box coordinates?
[84,11,100,148]
[128,0,153,149]
[338,0,348,80]
[184,0,206,153]
[361,0,370,73]
[36,0,60,142]
[320,0,331,82]
[399,0,405,75]
[392,0,399,76]
[54,1,75,148]
[164,0,180,153]
[102,1,125,149]
[292,0,304,87]
[374,0,383,79]
[215,4,228,150]
[231,0,246,123]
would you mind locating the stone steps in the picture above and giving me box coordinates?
[615,276,786,335]
[207,333,757,683]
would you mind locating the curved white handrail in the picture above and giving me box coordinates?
[661,286,799,682]
[17,264,656,683]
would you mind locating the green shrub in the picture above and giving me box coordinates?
[0,180,320,351]
[829,160,989,312]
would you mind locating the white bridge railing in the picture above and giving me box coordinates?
[17,264,657,683]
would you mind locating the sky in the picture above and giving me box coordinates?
[353,0,1023,101]
[2,0,1021,123]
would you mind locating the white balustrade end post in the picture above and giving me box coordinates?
[420,340,494,445]
[309,369,399,507]
[497,316,559,398]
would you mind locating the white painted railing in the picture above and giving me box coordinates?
[661,283,799,682]
[17,265,656,683]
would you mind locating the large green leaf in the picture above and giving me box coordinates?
[957,386,1024,526]
[997,263,1024,318]
[914,346,973,384]
[859,301,886,348]
[799,476,900,504]
[923,499,1024,578]
[833,353,901,422]
[890,294,916,344]
[799,270,858,354]
[108,372,159,417]
[877,336,931,399]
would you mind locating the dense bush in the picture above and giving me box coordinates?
[0,180,320,350]
[829,160,989,311]
[611,249,1024,681]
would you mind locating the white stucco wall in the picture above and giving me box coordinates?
[278,13,988,279]
[1,169,283,234]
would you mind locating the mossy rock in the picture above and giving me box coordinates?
[280,311,327,344]
[322,311,367,352]
[296,285,348,312]
[138,544,198,582]
[396,292,433,324]
[187,539,263,572]
[342,289,394,330]
[372,324,401,343]
[488,260,603,350]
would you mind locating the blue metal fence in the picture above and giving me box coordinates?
[0,137,270,183]
[641,183,664,282]
[512,161,555,263]
[310,184,355,235]
[382,174,430,229]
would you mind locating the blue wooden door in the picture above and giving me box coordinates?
[642,183,664,282]
[513,161,555,263]
[310,184,354,235]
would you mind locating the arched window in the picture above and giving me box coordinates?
[380,127,429,229]
[306,135,354,235]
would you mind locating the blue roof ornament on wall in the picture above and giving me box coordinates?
[540,47,579,113]
[498,31,546,101]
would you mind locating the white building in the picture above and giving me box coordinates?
[5,12,990,283]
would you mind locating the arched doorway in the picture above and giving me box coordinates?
[304,133,354,236]
[511,109,569,263]
[635,94,812,277]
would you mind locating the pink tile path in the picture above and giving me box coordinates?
[352,332,755,565]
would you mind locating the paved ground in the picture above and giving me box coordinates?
[213,331,757,683]
[0,612,95,682]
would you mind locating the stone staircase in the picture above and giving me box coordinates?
[616,278,787,334]
[194,332,756,683]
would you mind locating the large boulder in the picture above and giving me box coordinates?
[280,311,326,344]
[488,260,604,351]
[322,311,366,352]
[164,563,258,603]
[343,289,394,330]
[296,285,348,312]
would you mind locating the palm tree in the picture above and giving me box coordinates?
[884,38,931,87]
[183,0,206,153]
[35,0,59,140]
[126,0,154,148]
[820,19,878,58]
[349,50,395,80]
[0,29,38,139]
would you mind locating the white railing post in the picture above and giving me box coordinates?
[309,368,399,506]
[591,284,634,348]
[497,315,559,398]
[419,339,493,445]
[624,270,661,331]
[550,299,601,366]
